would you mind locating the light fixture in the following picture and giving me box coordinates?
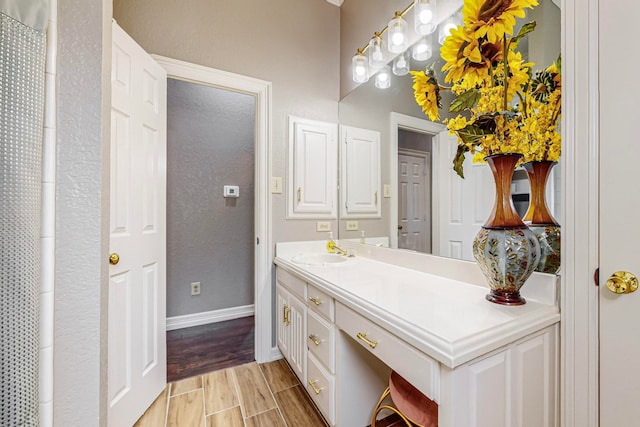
[438,12,461,45]
[375,65,392,89]
[352,50,369,83]
[368,33,386,69]
[412,35,433,61]
[392,51,410,76]
[414,0,437,35]
[387,12,408,53]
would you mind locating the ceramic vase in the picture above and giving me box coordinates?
[522,161,561,274]
[473,154,541,305]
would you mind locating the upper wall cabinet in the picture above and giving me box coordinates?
[287,116,338,219]
[340,125,381,218]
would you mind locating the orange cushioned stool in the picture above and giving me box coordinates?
[371,371,438,427]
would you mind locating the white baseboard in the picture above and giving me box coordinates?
[269,346,283,362]
[166,304,254,331]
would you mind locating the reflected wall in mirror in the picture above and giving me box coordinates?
[337,0,561,263]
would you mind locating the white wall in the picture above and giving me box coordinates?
[54,0,111,425]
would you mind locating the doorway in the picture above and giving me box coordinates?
[154,56,274,369]
[397,130,432,253]
[165,77,256,380]
[389,113,445,251]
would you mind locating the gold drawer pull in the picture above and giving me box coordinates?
[357,332,378,349]
[309,296,322,305]
[308,380,322,395]
[308,334,321,346]
[284,306,290,326]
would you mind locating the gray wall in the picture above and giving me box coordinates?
[167,78,255,317]
[113,0,341,245]
[55,0,111,425]
[399,129,432,153]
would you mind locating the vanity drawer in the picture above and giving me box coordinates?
[335,302,440,402]
[306,352,335,425]
[307,283,334,321]
[277,267,306,300]
[307,309,335,373]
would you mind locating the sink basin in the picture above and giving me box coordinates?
[291,253,349,266]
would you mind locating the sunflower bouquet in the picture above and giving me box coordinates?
[410,0,561,178]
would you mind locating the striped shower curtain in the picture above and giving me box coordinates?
[0,1,49,425]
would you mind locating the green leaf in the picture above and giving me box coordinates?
[453,145,469,179]
[556,54,562,74]
[449,89,481,113]
[457,124,492,144]
[511,21,536,46]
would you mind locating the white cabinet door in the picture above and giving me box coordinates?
[287,116,337,218]
[288,294,307,381]
[276,283,306,381]
[340,125,381,218]
[108,23,167,427]
[276,284,290,360]
[444,325,557,427]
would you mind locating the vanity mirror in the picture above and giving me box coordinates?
[336,0,561,263]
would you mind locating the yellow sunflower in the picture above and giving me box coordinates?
[410,71,441,121]
[463,0,539,43]
[440,25,490,86]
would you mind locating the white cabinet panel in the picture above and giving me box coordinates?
[340,125,381,218]
[276,283,307,383]
[287,116,337,218]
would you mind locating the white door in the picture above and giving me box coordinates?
[599,2,640,424]
[398,152,430,253]
[436,132,494,261]
[108,23,167,427]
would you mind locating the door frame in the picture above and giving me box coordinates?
[397,148,431,253]
[561,0,600,425]
[389,113,445,249]
[153,56,274,363]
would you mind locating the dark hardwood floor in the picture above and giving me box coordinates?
[166,315,255,382]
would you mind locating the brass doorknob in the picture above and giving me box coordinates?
[109,253,120,265]
[606,271,638,294]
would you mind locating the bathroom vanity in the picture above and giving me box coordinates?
[274,241,559,427]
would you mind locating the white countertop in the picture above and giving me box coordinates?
[274,241,560,369]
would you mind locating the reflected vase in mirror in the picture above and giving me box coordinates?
[473,154,541,306]
[522,161,561,274]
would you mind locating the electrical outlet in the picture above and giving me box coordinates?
[346,220,359,231]
[191,282,201,296]
[383,184,391,198]
[316,221,331,232]
[271,177,283,194]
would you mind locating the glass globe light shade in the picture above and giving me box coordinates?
[352,52,369,83]
[412,35,433,61]
[414,0,437,35]
[368,35,386,69]
[392,51,410,76]
[375,65,392,89]
[438,12,462,45]
[387,13,408,54]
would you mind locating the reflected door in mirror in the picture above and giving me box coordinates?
[398,152,431,253]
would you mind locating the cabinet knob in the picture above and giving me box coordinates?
[606,271,638,294]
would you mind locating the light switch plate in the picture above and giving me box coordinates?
[346,220,358,231]
[271,177,283,194]
[316,221,331,232]
[383,184,391,198]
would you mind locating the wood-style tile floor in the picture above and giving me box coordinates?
[134,360,328,427]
